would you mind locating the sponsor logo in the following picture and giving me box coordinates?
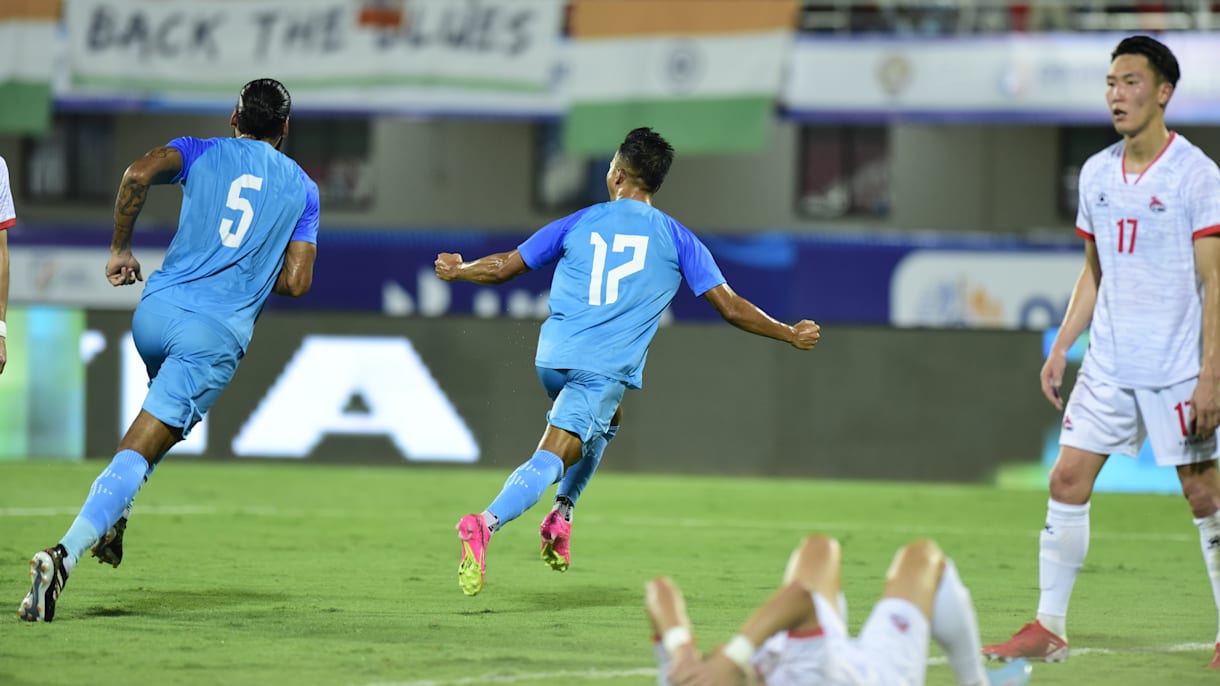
[1150,195,1166,213]
[1097,192,1108,208]
[1062,414,1073,431]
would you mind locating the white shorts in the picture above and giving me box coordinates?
[655,595,929,686]
[1061,371,1219,466]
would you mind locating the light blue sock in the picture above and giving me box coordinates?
[557,425,617,505]
[486,450,564,530]
[59,450,149,567]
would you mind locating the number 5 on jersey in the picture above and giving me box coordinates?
[219,174,264,248]
[588,232,648,305]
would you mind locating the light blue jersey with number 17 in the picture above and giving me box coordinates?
[518,198,726,389]
[142,136,320,351]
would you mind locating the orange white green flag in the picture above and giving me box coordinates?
[0,0,57,134]
[563,0,797,155]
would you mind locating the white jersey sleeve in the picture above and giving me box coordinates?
[1184,154,1220,238]
[0,156,14,230]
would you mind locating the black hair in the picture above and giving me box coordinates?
[236,78,292,140]
[617,127,675,193]
[1111,35,1180,87]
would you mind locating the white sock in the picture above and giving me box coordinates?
[931,559,988,686]
[1194,512,1220,643]
[1036,498,1089,639]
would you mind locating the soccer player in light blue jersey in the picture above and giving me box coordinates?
[435,127,821,596]
[18,79,320,622]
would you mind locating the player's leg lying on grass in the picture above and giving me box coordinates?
[648,535,1030,686]
[645,576,706,686]
[647,535,840,686]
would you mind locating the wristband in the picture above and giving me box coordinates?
[0,320,6,338]
[722,634,755,671]
[661,626,692,654]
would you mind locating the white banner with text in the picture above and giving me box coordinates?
[63,0,565,115]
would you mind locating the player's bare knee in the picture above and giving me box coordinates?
[1180,476,1220,517]
[1048,463,1090,504]
[789,535,840,572]
[797,534,839,558]
[886,540,944,581]
[783,535,840,590]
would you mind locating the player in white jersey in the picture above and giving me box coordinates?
[0,155,13,375]
[647,535,1032,686]
[984,36,1220,669]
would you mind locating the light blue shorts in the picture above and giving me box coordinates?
[536,367,626,445]
[131,297,242,436]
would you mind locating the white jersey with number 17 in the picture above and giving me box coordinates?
[1075,132,1220,389]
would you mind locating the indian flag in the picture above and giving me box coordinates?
[0,0,57,135]
[563,0,797,155]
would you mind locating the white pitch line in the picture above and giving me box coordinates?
[367,643,1218,686]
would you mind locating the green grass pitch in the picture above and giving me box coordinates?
[0,461,1216,685]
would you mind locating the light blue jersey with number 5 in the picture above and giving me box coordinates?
[143,136,320,351]
[518,198,725,389]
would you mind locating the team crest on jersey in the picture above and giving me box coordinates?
[890,614,910,633]
[1149,195,1166,213]
[1096,192,1109,208]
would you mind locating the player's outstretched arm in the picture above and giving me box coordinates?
[703,284,819,350]
[273,241,317,297]
[434,249,530,285]
[107,146,184,287]
[1040,241,1101,410]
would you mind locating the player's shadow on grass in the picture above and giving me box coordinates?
[80,588,290,617]
[513,584,638,611]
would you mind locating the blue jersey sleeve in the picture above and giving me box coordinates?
[671,221,726,296]
[290,172,320,244]
[518,207,592,269]
[166,136,221,184]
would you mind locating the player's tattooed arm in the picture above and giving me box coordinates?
[107,146,183,286]
[111,146,182,253]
